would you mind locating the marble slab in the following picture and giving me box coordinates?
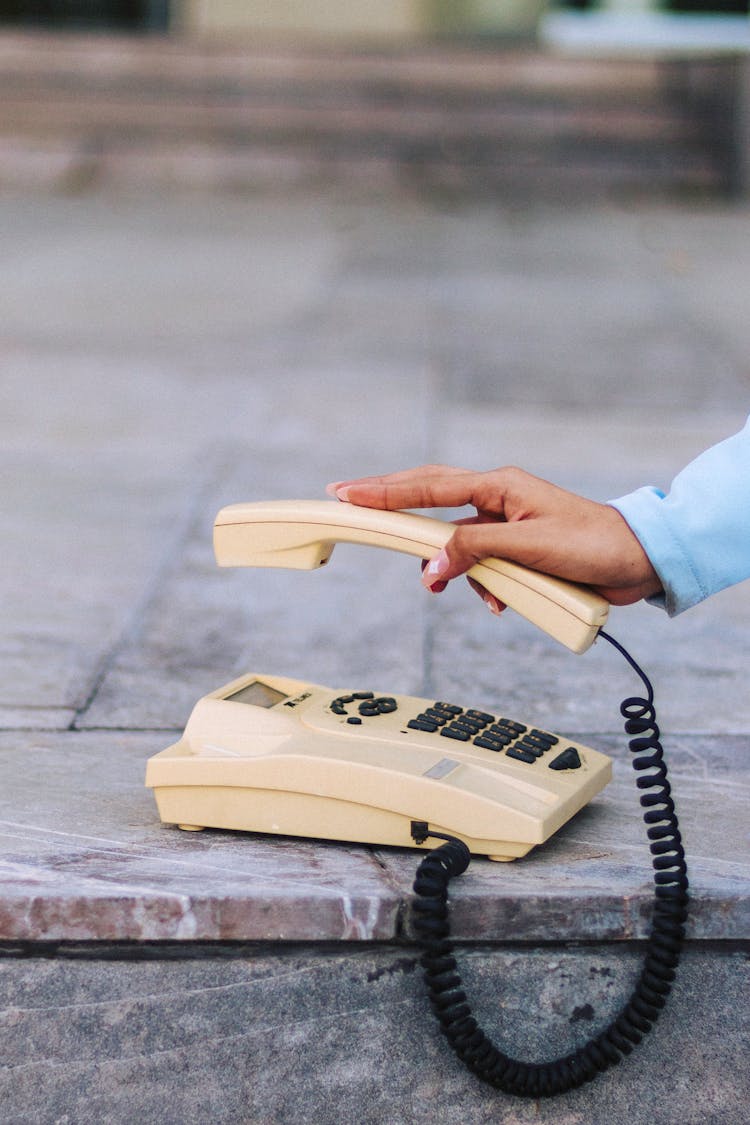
[0,731,745,944]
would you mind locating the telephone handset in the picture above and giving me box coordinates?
[145,497,688,1099]
[212,500,610,654]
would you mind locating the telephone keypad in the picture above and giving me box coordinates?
[330,691,578,771]
[421,701,574,770]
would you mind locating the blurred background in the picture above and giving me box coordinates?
[0,0,748,196]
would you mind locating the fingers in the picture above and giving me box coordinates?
[326,465,457,503]
[325,465,663,610]
[326,466,567,612]
[468,576,506,616]
[326,465,498,515]
[327,464,564,525]
[420,543,505,614]
[422,519,549,584]
[327,465,516,617]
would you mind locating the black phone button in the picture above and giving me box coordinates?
[434,702,463,715]
[549,747,582,770]
[452,723,482,738]
[531,729,559,746]
[506,746,536,764]
[441,727,470,742]
[515,738,545,758]
[466,709,494,725]
[473,736,504,752]
[408,719,438,733]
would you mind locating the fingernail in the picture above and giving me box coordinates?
[326,483,351,501]
[484,593,503,616]
[421,548,449,589]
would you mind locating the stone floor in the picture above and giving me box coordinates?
[0,188,748,1122]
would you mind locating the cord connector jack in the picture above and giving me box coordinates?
[410,820,430,845]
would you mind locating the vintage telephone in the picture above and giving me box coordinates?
[145,500,688,1098]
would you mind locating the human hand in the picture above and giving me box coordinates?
[326,465,662,612]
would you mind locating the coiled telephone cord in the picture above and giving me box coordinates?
[411,630,689,1098]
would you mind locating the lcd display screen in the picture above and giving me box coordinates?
[225,681,289,708]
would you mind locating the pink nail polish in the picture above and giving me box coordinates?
[421,548,448,589]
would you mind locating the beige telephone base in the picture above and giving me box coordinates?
[213,500,609,654]
[145,673,612,861]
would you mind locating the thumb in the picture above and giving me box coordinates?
[420,522,515,615]
[421,520,519,589]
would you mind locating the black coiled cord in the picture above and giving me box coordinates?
[411,630,689,1098]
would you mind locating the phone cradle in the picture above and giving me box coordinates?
[145,672,612,861]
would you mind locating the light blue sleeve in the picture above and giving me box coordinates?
[608,416,750,616]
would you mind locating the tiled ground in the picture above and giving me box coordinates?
[0,190,748,1122]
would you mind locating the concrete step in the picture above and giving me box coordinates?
[0,31,728,195]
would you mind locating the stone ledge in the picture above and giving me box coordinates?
[0,731,746,944]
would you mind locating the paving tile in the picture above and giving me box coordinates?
[0,708,76,730]
[0,191,747,958]
[0,947,746,1124]
[77,364,432,730]
[0,441,203,715]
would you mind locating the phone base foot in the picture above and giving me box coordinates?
[177,823,204,832]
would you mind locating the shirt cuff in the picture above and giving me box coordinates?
[607,487,706,617]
